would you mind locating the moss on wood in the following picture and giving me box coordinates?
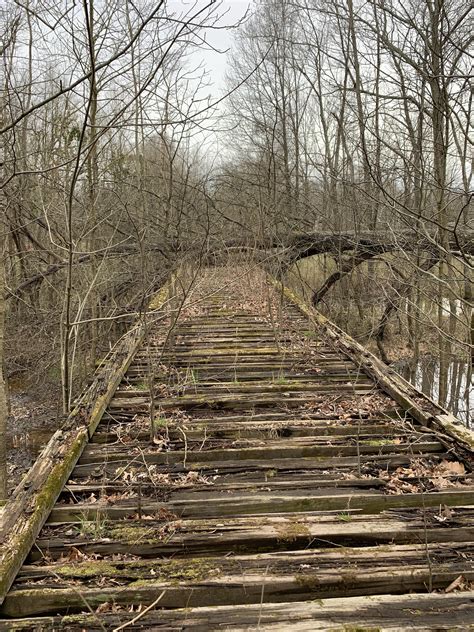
[275,520,310,543]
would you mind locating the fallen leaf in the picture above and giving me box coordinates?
[438,460,466,476]
[445,575,465,593]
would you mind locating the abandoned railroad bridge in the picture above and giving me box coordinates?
[0,266,473,631]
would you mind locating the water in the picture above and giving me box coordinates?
[395,358,472,426]
[7,392,59,483]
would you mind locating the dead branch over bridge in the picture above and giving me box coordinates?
[220,229,474,263]
[0,266,473,631]
[8,230,473,303]
[284,229,474,259]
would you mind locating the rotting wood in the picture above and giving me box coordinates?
[0,265,473,630]
[76,439,444,465]
[68,453,446,480]
[1,591,473,631]
[15,541,474,582]
[31,508,474,562]
[3,563,474,617]
[0,279,173,604]
[45,487,474,522]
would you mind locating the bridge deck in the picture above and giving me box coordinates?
[0,267,473,630]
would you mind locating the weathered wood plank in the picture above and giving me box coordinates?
[15,541,474,581]
[90,422,405,442]
[77,439,444,465]
[3,563,473,617]
[46,487,474,521]
[69,452,445,480]
[34,508,474,561]
[1,591,473,631]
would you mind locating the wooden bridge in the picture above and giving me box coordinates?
[0,266,473,630]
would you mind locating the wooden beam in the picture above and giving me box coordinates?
[0,281,172,604]
[1,589,473,630]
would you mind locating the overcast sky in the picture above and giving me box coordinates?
[183,0,252,160]
[200,1,251,95]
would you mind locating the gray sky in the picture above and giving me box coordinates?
[200,1,251,95]
[194,1,252,160]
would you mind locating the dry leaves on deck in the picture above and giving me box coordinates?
[385,458,468,494]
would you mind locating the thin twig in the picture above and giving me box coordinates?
[112,590,166,631]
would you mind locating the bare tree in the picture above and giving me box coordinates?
[217,0,472,421]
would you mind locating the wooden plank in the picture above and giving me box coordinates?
[77,439,444,465]
[15,541,473,581]
[89,422,404,442]
[46,487,474,521]
[69,452,444,479]
[35,508,474,560]
[107,388,381,411]
[1,591,473,630]
[114,378,374,397]
[3,563,473,617]
[58,476,389,498]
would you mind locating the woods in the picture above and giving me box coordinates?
[218,0,472,400]
[0,0,472,501]
[1,0,225,500]
[0,2,473,627]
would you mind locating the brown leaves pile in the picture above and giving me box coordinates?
[385,458,467,495]
[302,392,396,418]
[114,465,213,488]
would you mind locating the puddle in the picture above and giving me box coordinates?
[7,392,61,489]
[395,358,472,426]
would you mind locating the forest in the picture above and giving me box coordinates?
[0,0,472,502]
